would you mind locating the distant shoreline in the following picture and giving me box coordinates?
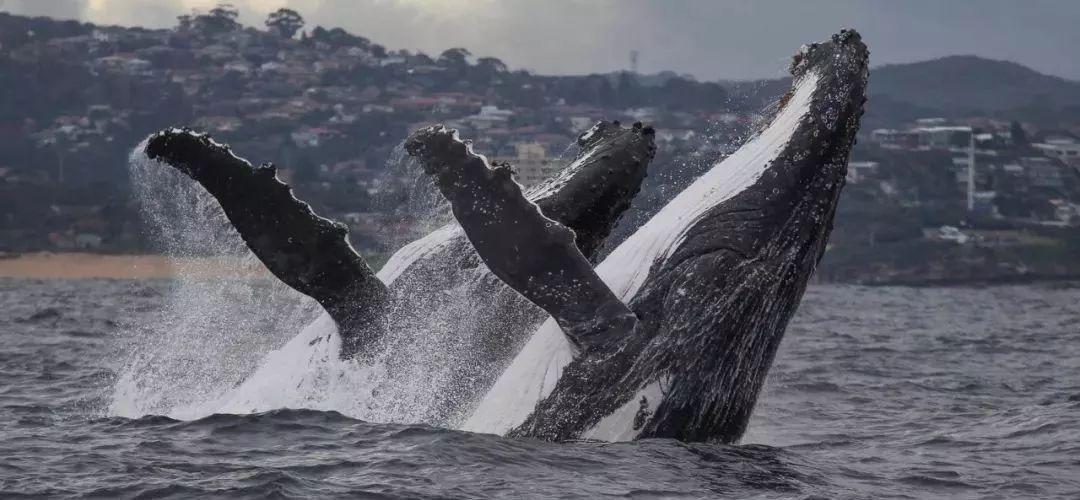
[1,252,1078,288]
[0,252,268,280]
[835,275,1080,288]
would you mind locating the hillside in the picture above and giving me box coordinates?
[729,55,1080,126]
[1,11,1079,285]
[872,55,1080,114]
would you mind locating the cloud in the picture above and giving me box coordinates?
[1,0,86,20]
[3,0,1080,81]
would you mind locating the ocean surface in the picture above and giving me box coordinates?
[2,278,1078,499]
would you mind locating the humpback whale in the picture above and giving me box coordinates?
[144,120,654,423]
[141,28,866,443]
[408,30,869,443]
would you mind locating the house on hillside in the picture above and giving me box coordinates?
[871,128,919,149]
[1022,157,1065,188]
[75,233,103,250]
[914,126,972,149]
[846,161,879,184]
[463,105,515,130]
[656,129,696,144]
[291,127,341,148]
[94,54,152,75]
[1034,136,1080,168]
[1049,199,1080,224]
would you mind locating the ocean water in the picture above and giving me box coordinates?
[2,278,1079,499]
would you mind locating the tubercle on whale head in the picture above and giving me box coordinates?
[789,28,869,224]
[778,28,868,114]
[669,29,869,270]
[789,29,868,79]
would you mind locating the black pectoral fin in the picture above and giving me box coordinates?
[404,125,637,350]
[144,129,388,357]
[529,120,655,259]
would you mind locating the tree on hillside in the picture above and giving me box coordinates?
[476,56,507,74]
[209,3,240,23]
[616,71,643,107]
[186,3,240,36]
[176,14,193,32]
[471,56,508,85]
[306,26,381,53]
[265,8,305,39]
[1010,120,1028,147]
[438,48,472,67]
[657,78,727,110]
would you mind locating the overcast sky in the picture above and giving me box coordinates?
[3,0,1079,81]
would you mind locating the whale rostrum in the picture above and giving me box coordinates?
[142,29,868,444]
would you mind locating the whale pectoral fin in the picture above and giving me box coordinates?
[404,125,637,350]
[144,129,388,358]
[527,120,655,259]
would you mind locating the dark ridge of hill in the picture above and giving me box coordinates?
[871,55,1080,113]
[727,55,1080,126]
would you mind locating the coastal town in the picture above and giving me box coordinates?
[1,6,1079,284]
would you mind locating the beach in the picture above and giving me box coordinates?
[0,252,266,279]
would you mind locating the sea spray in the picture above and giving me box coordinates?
[112,141,496,424]
[112,143,322,418]
[113,133,612,429]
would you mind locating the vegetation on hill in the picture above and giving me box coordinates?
[730,55,1080,128]
[1,9,1079,284]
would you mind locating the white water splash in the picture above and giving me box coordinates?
[112,142,489,424]
[112,144,325,418]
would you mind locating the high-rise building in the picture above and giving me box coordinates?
[493,143,560,187]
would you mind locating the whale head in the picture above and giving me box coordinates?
[621,28,870,443]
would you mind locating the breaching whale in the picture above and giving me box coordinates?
[140,28,866,443]
[143,120,655,423]
[407,30,869,443]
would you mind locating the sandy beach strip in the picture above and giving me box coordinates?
[0,252,268,279]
